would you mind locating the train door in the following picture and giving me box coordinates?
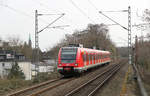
[92,53,94,64]
[86,53,89,65]
[89,53,91,65]
[83,51,87,70]
[90,53,92,64]
[100,53,102,63]
[98,54,99,63]
[94,53,95,64]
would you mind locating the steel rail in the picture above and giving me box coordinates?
[88,64,121,96]
[29,78,75,96]
[65,64,120,96]
[7,78,61,96]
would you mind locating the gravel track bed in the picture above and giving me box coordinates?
[41,63,117,96]
[68,65,119,96]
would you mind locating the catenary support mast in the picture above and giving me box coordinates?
[128,6,132,65]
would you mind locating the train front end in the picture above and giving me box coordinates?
[57,47,82,76]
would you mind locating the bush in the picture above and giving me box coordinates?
[8,61,25,79]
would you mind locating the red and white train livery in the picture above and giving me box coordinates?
[57,46,111,75]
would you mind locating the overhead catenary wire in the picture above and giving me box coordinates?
[38,13,65,33]
[87,0,132,29]
[31,0,61,14]
[0,4,33,19]
[99,11,128,30]
[87,0,99,11]
[0,4,51,24]
[68,0,95,24]
[31,0,79,33]
[87,0,120,25]
[32,0,93,33]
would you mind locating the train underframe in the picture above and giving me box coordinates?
[57,66,83,76]
[57,62,110,76]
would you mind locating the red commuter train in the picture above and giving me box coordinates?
[57,45,111,76]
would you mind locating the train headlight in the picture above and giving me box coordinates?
[74,64,78,66]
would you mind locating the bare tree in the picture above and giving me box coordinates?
[137,9,150,73]
[7,35,23,47]
[47,23,117,60]
[6,35,23,52]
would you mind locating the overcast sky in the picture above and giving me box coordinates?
[0,0,150,51]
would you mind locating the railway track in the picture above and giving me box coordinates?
[7,62,122,96]
[65,64,121,96]
[7,77,74,96]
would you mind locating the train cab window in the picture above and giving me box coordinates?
[61,48,77,63]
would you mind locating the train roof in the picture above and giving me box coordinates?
[80,48,110,53]
[61,47,110,54]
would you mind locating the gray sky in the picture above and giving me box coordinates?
[0,0,150,51]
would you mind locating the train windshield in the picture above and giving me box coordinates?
[61,48,77,63]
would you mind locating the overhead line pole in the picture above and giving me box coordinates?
[99,6,132,66]
[35,10,39,76]
[34,10,65,77]
[128,6,132,65]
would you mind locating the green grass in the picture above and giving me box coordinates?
[0,79,32,95]
[0,71,61,95]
